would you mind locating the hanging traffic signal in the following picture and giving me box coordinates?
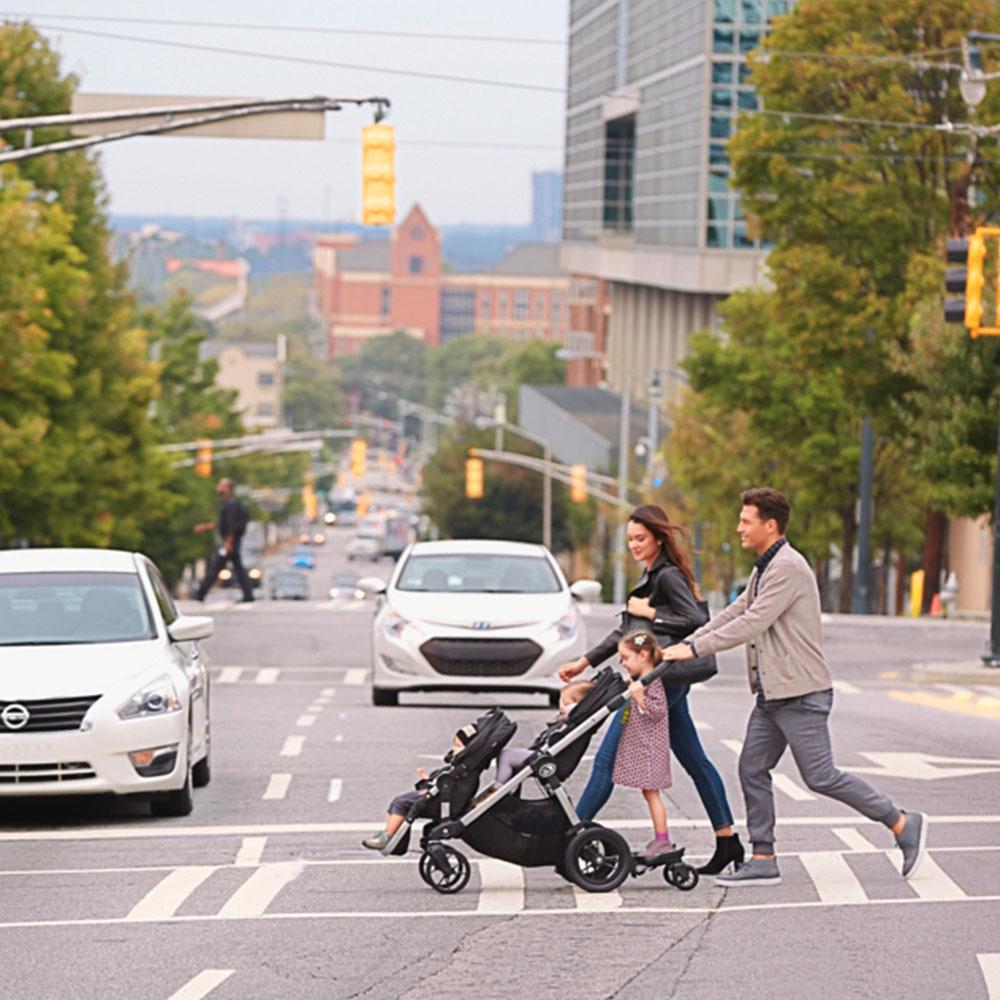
[570,463,588,504]
[945,233,989,330]
[350,438,367,478]
[465,454,484,499]
[361,123,395,226]
[194,439,213,478]
[966,233,987,330]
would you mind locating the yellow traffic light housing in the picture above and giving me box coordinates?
[361,123,396,226]
[350,438,367,478]
[570,463,588,504]
[465,454,484,499]
[194,439,213,478]
[966,233,986,331]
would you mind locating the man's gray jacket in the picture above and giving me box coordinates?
[687,541,832,700]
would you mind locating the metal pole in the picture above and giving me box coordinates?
[984,400,1000,667]
[543,443,553,551]
[613,383,631,605]
[646,395,657,480]
[852,415,875,614]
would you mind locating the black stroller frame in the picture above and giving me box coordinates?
[380,654,717,895]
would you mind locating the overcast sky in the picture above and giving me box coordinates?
[8,2,568,224]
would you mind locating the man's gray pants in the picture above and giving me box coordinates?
[739,689,901,854]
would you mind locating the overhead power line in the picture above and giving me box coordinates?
[0,11,565,45]
[26,22,568,95]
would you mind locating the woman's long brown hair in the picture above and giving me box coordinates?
[628,504,699,599]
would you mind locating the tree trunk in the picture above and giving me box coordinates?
[920,509,947,614]
[838,508,856,613]
[895,551,907,616]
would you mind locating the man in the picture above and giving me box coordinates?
[194,478,254,603]
[663,487,926,886]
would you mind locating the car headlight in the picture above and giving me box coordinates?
[249,568,262,580]
[218,568,232,581]
[555,610,580,641]
[383,610,423,639]
[117,676,182,720]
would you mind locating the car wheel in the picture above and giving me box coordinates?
[151,735,194,817]
[372,686,399,706]
[192,725,211,788]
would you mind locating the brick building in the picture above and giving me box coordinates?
[313,205,597,358]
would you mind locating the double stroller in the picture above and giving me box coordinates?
[380,655,715,894]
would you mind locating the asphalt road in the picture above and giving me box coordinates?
[3,528,1000,1000]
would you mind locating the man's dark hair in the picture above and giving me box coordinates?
[741,487,790,533]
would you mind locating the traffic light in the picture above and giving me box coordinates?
[465,454,484,499]
[944,234,988,330]
[570,463,588,504]
[350,438,367,478]
[194,439,212,478]
[361,123,395,226]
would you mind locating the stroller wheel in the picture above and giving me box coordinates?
[418,847,471,895]
[563,826,631,893]
[664,863,699,892]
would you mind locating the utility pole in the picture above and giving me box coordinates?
[851,414,875,614]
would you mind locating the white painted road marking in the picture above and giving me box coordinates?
[344,669,367,686]
[476,859,524,913]
[798,852,868,904]
[218,861,305,918]
[831,827,879,853]
[235,837,267,868]
[262,774,292,800]
[321,687,336,697]
[126,866,216,921]
[832,679,861,695]
[296,715,316,728]
[327,779,343,803]
[573,886,623,911]
[693,718,713,732]
[216,667,243,684]
[885,851,966,900]
[854,752,1000,781]
[978,954,1000,1000]
[281,736,305,757]
[166,970,235,1000]
[255,668,281,685]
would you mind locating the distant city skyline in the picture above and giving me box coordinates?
[10,2,567,224]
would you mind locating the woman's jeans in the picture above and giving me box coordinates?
[575,685,734,830]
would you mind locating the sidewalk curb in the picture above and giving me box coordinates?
[911,662,1000,686]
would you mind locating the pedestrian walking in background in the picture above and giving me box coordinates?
[559,504,744,875]
[194,477,254,603]
[663,487,927,887]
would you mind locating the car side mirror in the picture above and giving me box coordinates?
[357,577,387,598]
[167,615,215,642]
[569,579,602,603]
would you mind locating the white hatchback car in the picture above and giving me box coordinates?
[363,540,600,706]
[0,548,213,816]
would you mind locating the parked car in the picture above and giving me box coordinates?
[328,572,365,601]
[290,548,316,570]
[270,570,310,601]
[0,548,213,816]
[346,535,380,562]
[361,540,601,706]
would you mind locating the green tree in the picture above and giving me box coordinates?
[339,331,428,417]
[283,341,345,432]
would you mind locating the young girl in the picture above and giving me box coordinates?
[614,629,674,858]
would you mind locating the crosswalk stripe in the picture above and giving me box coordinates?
[573,886,623,911]
[692,718,713,732]
[126,866,216,921]
[262,774,292,800]
[281,736,305,757]
[832,679,861,695]
[327,779,343,803]
[978,954,1000,1000]
[235,837,267,867]
[799,852,868,904]
[476,859,524,913]
[217,861,304,918]
[885,851,966,900]
[321,687,336,697]
[831,827,879,853]
[166,970,235,1000]
[216,667,243,684]
[296,715,316,728]
[255,668,280,685]
[344,669,367,686]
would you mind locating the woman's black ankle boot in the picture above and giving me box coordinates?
[696,833,745,875]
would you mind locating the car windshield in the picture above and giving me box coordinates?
[0,571,156,646]
[396,554,561,594]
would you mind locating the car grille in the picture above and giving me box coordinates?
[420,638,542,677]
[0,696,101,733]
[0,761,96,784]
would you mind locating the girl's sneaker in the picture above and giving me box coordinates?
[362,831,390,850]
[642,838,675,859]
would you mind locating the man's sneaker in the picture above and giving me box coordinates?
[895,811,928,879]
[714,857,781,887]
[361,831,390,851]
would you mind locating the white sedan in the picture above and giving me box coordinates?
[0,548,213,816]
[362,540,600,706]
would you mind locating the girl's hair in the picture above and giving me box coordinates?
[619,629,663,664]
[628,503,699,599]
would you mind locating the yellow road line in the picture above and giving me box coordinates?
[889,689,1000,721]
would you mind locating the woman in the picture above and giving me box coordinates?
[559,504,744,874]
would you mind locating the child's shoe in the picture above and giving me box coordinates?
[641,837,676,859]
[362,831,390,850]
